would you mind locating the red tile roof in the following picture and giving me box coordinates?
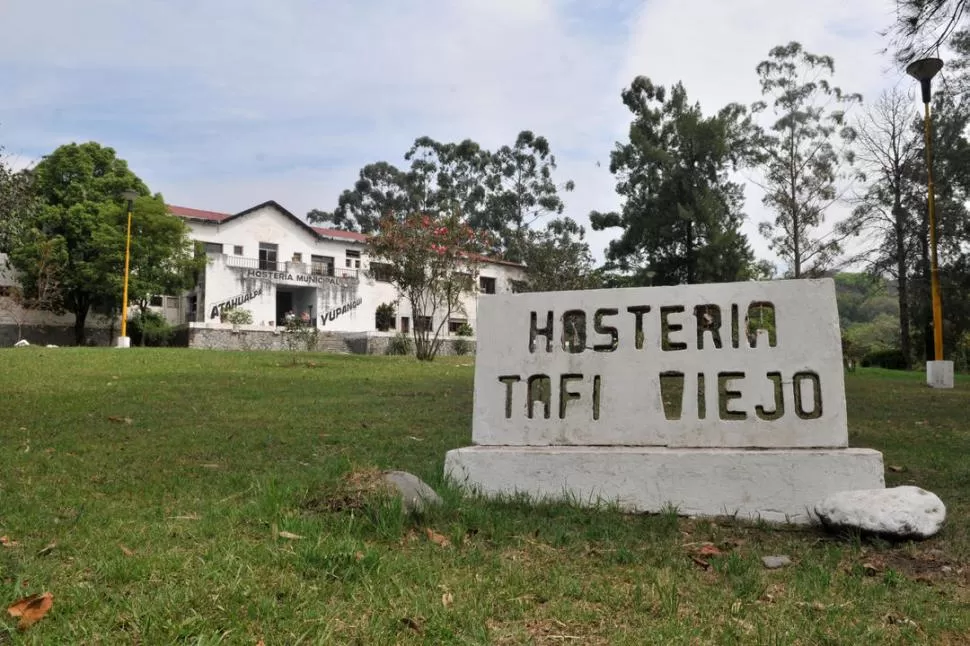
[311,226,369,242]
[167,205,231,222]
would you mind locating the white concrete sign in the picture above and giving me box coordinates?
[473,279,847,448]
[445,278,886,524]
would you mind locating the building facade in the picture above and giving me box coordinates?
[166,200,525,339]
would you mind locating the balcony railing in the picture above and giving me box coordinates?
[224,255,358,280]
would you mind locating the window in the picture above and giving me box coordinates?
[292,252,303,263]
[416,316,432,333]
[448,319,468,334]
[370,262,393,282]
[346,249,361,269]
[165,296,179,309]
[203,242,223,254]
[149,295,163,307]
[311,254,335,276]
[233,245,243,255]
[479,276,496,294]
[258,243,279,270]
[453,272,473,290]
[400,317,410,333]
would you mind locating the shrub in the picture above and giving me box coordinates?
[284,318,318,352]
[223,308,253,326]
[375,302,396,331]
[453,338,472,356]
[386,332,413,356]
[456,322,473,337]
[861,348,907,370]
[130,310,174,347]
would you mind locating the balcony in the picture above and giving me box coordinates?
[224,255,358,280]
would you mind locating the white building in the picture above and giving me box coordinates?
[166,200,525,338]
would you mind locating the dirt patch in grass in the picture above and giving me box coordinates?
[301,467,389,513]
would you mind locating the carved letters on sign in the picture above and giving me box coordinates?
[471,280,848,448]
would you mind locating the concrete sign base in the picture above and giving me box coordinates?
[927,360,954,389]
[445,446,885,524]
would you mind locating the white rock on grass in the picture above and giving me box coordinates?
[381,471,443,514]
[815,486,946,539]
[14,339,30,347]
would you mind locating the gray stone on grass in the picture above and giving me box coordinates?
[381,471,442,514]
[761,555,792,569]
[14,339,29,347]
[815,486,946,540]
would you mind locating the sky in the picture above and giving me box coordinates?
[0,0,932,273]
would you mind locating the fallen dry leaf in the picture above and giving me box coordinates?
[698,544,723,557]
[107,416,133,424]
[442,592,454,607]
[354,551,365,562]
[425,528,451,547]
[889,465,906,473]
[37,542,56,557]
[119,544,134,557]
[256,640,266,646]
[689,555,711,570]
[278,531,303,540]
[0,536,19,548]
[7,592,53,630]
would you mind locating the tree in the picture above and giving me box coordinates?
[7,142,200,345]
[901,92,970,361]
[481,131,575,260]
[0,148,38,255]
[0,235,62,342]
[838,89,922,366]
[309,132,576,262]
[590,76,755,286]
[751,42,862,278]
[367,210,490,361]
[513,217,600,293]
[887,0,968,66]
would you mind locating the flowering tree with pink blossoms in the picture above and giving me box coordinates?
[368,210,491,360]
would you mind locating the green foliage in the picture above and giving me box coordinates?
[386,332,413,356]
[375,302,396,331]
[590,76,756,286]
[308,131,591,284]
[750,42,862,278]
[861,348,909,370]
[513,217,601,292]
[452,337,472,356]
[283,318,318,353]
[223,308,253,326]
[129,309,174,347]
[6,142,201,345]
[455,322,473,337]
[0,148,39,254]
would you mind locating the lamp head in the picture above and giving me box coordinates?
[906,58,944,103]
[121,189,139,202]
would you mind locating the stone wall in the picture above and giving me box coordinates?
[181,324,475,356]
[346,332,477,357]
[1,324,112,347]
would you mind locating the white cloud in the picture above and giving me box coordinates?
[0,0,916,273]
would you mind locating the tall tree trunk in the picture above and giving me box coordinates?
[893,199,911,368]
[73,305,89,346]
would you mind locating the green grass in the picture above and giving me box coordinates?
[0,349,969,645]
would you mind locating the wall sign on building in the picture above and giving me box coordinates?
[244,268,349,286]
[320,297,363,326]
[210,287,264,320]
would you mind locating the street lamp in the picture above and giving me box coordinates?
[645,269,656,287]
[906,57,953,388]
[116,189,139,349]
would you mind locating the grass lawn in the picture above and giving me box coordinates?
[0,349,969,645]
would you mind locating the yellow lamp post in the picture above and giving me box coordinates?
[117,189,139,348]
[906,57,953,388]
